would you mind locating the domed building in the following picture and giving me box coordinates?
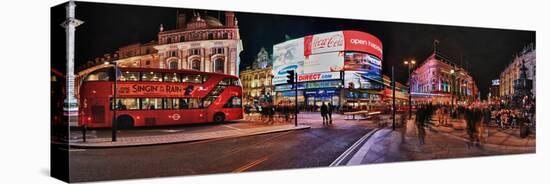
[154,11,243,76]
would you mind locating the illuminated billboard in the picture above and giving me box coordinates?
[304,52,344,74]
[272,38,305,84]
[344,71,383,90]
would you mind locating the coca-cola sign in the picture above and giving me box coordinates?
[304,31,345,56]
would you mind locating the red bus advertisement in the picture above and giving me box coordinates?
[79,67,243,128]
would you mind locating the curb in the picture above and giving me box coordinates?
[60,125,311,149]
[330,128,382,167]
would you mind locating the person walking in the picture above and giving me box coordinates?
[268,103,275,124]
[465,107,477,147]
[415,107,426,145]
[400,113,408,142]
[282,102,290,122]
[327,102,333,124]
[321,102,328,126]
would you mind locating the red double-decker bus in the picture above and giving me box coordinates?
[79,67,243,128]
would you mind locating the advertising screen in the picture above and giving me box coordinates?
[344,52,382,73]
[344,71,383,90]
[272,38,305,84]
[492,79,500,86]
[273,37,305,69]
[343,30,383,59]
[304,31,344,56]
[304,52,344,74]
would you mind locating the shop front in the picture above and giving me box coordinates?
[343,89,382,111]
[304,88,340,111]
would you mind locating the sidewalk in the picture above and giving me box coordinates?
[63,122,310,148]
[342,115,535,165]
[428,117,536,151]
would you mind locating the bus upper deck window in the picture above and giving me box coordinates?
[120,71,139,81]
[163,73,180,82]
[201,75,209,83]
[232,78,241,86]
[182,75,202,83]
[142,72,162,82]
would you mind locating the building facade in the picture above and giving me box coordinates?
[499,44,535,97]
[240,68,273,106]
[410,53,479,105]
[154,12,243,76]
[239,47,274,106]
[488,79,500,102]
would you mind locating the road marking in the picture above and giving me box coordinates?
[329,128,379,167]
[69,149,87,152]
[223,125,242,131]
[232,156,269,173]
[58,147,87,152]
[159,129,186,133]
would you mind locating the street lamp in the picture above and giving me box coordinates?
[105,61,119,142]
[404,60,416,119]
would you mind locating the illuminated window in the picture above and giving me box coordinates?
[164,98,180,109]
[141,98,163,110]
[203,96,217,107]
[119,71,139,81]
[187,98,202,109]
[224,96,242,108]
[141,72,163,82]
[111,98,139,110]
[182,75,204,83]
[163,73,180,82]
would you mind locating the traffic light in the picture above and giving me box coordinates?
[286,70,295,84]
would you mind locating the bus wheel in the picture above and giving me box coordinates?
[116,115,134,129]
[214,112,225,123]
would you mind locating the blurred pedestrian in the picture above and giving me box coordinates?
[327,102,333,124]
[321,102,328,125]
[400,113,408,142]
[268,103,275,124]
[415,107,426,145]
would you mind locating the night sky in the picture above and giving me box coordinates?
[51,1,535,99]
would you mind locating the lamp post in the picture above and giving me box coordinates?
[404,60,416,119]
[105,61,119,142]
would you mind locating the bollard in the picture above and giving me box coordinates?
[82,124,87,142]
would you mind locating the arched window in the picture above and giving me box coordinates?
[168,60,178,69]
[191,60,201,71]
[214,59,225,73]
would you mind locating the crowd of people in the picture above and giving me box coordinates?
[244,101,296,124]
[412,100,535,146]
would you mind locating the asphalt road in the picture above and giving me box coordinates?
[67,115,377,182]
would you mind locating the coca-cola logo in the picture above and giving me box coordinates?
[312,34,344,50]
